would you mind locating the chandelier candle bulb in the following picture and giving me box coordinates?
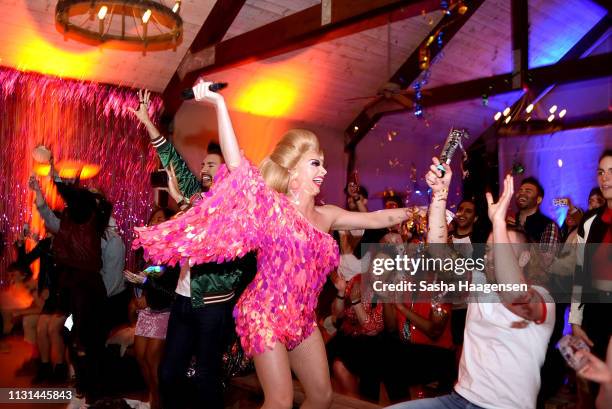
[549,105,558,114]
[547,114,555,122]
[503,107,510,116]
[98,5,108,20]
[559,109,567,118]
[172,1,180,13]
[494,111,502,121]
[504,115,511,124]
[526,103,534,113]
[142,9,152,24]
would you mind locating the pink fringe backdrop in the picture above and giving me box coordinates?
[0,66,162,285]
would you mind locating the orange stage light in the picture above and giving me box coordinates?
[15,37,96,79]
[5,0,98,79]
[235,78,299,117]
[33,161,101,180]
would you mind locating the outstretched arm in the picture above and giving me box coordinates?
[192,80,242,171]
[29,176,60,233]
[325,205,409,231]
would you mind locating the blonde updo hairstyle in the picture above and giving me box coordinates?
[259,129,321,194]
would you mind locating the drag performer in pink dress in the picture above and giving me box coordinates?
[134,80,411,409]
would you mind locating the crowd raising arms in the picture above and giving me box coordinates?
[424,157,545,322]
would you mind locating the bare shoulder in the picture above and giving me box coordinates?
[316,205,342,230]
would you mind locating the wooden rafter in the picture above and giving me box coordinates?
[374,52,611,117]
[163,0,442,117]
[344,0,485,153]
[511,0,528,89]
[463,13,611,198]
[477,13,611,140]
[161,0,247,117]
[184,0,440,77]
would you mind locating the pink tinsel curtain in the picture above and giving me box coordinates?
[0,66,162,284]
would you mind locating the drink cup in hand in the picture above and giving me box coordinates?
[557,334,590,371]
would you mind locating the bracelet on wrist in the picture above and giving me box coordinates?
[351,299,361,306]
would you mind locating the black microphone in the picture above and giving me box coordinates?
[181,82,228,100]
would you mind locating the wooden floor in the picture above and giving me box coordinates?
[1,334,578,409]
[0,336,67,409]
[231,375,381,409]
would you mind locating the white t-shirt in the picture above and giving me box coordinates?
[450,234,474,258]
[338,252,371,281]
[454,272,555,409]
[175,264,191,297]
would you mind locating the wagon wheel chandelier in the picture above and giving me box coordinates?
[55,0,183,54]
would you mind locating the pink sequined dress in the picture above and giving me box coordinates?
[133,157,339,356]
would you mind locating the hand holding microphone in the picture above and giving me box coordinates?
[182,80,228,103]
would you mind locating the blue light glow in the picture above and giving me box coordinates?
[499,127,611,227]
[529,0,607,67]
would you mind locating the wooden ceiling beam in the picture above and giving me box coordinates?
[511,0,529,89]
[470,13,611,147]
[162,0,442,117]
[179,0,441,80]
[376,52,611,116]
[344,0,485,152]
[162,0,247,117]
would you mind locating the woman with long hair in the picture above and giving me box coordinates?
[133,80,411,409]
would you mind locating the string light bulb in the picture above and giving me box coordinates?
[494,111,502,121]
[419,46,430,70]
[504,115,512,124]
[549,105,557,114]
[172,1,181,13]
[525,103,534,114]
[547,114,555,122]
[559,109,567,118]
[458,1,468,14]
[503,107,511,116]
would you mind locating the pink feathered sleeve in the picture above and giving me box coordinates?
[133,156,274,266]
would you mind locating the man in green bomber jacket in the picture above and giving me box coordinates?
[129,90,256,409]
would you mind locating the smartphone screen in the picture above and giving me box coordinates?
[64,314,73,331]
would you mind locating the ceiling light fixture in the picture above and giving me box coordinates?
[55,0,183,54]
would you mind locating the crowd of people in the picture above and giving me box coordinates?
[0,81,610,409]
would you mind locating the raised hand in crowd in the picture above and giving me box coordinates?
[128,89,164,143]
[128,89,153,125]
[486,174,514,225]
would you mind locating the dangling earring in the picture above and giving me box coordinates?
[288,171,300,205]
[289,189,300,205]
